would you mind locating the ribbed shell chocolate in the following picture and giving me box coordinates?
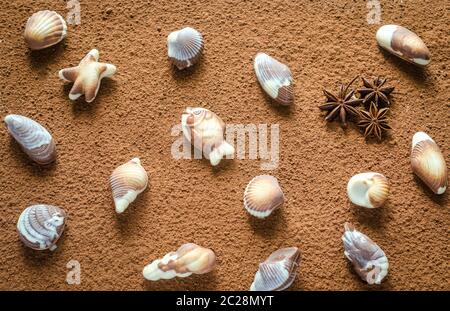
[4,114,57,165]
[110,157,148,213]
[254,52,294,105]
[243,175,284,218]
[250,247,300,291]
[17,204,66,251]
[411,132,447,194]
[167,27,203,70]
[347,172,389,208]
[24,10,67,50]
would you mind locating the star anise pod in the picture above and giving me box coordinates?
[319,76,363,127]
[358,103,392,141]
[358,77,395,107]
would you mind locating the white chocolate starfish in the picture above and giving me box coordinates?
[58,49,116,103]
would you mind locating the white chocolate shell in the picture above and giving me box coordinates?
[243,175,284,218]
[347,172,389,208]
[24,10,67,50]
[17,204,66,251]
[4,114,57,165]
[342,223,389,285]
[167,27,203,70]
[376,24,431,66]
[143,243,216,281]
[110,158,148,213]
[254,52,294,105]
[250,247,300,291]
[411,132,447,194]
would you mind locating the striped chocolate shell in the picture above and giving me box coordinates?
[254,52,294,105]
[411,132,447,194]
[167,27,203,70]
[110,158,148,213]
[243,175,285,218]
[250,247,300,291]
[17,204,66,251]
[24,10,67,50]
[4,114,57,165]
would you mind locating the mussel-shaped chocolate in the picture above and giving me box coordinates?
[342,223,389,285]
[143,243,216,281]
[250,247,300,291]
[17,204,66,251]
[243,175,284,218]
[254,52,294,105]
[4,114,57,165]
[24,10,67,50]
[376,24,431,66]
[347,172,389,208]
[167,27,203,70]
[110,158,148,213]
[411,132,447,194]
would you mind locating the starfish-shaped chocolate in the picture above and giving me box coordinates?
[58,49,116,103]
[358,77,395,107]
[319,76,363,127]
[358,103,392,141]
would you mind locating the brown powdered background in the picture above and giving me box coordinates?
[0,0,448,291]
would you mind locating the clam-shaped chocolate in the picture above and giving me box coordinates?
[143,243,216,281]
[17,204,66,251]
[254,52,294,105]
[243,175,284,218]
[167,27,203,70]
[24,10,67,50]
[4,114,57,165]
[250,247,300,291]
[110,158,148,213]
[347,172,389,208]
[411,132,447,194]
[342,223,388,285]
[376,24,431,66]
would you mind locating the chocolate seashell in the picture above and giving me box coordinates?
[24,10,67,50]
[4,114,57,165]
[342,223,389,285]
[17,204,66,251]
[347,172,389,208]
[250,247,300,291]
[167,27,203,70]
[411,132,447,194]
[243,175,284,218]
[376,24,431,66]
[143,243,216,281]
[181,107,234,166]
[254,52,294,105]
[110,158,148,213]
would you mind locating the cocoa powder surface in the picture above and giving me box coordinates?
[0,0,448,290]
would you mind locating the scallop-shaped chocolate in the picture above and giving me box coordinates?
[110,158,148,213]
[254,52,294,105]
[17,204,66,251]
[167,27,203,70]
[411,132,447,194]
[250,247,300,291]
[4,114,57,165]
[376,25,431,66]
[24,10,67,50]
[243,175,285,218]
